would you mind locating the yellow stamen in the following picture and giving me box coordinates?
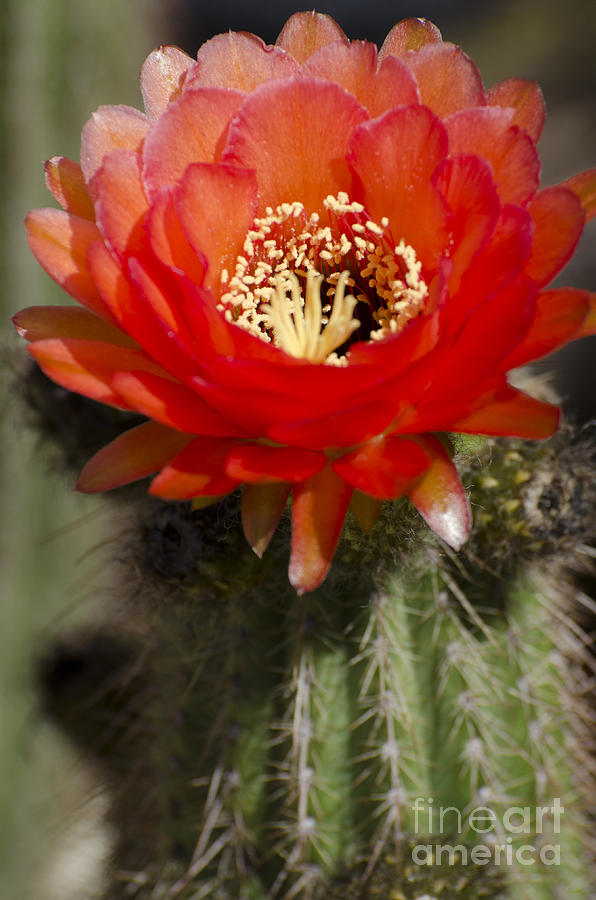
[262,271,360,364]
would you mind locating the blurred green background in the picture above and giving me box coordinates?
[0,0,594,896]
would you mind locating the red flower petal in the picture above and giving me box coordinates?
[225,443,326,483]
[25,209,109,318]
[348,105,449,272]
[379,19,442,57]
[504,288,590,369]
[140,45,194,119]
[289,465,353,594]
[142,87,245,196]
[561,168,596,222]
[332,435,430,499]
[395,279,536,431]
[242,482,290,557]
[44,157,95,220]
[445,107,540,205]
[111,370,247,436]
[486,78,545,142]
[13,305,135,346]
[433,153,500,293]
[28,337,170,406]
[147,186,207,282]
[190,31,297,91]
[93,149,148,257]
[77,421,192,492]
[125,258,202,378]
[404,43,485,116]
[175,162,258,293]
[275,11,348,63]
[406,435,471,550]
[268,394,400,450]
[80,105,148,185]
[87,245,200,384]
[452,385,559,439]
[149,437,242,499]
[223,78,368,215]
[301,41,419,118]
[451,204,533,323]
[523,186,584,286]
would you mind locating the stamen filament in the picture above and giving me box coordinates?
[263,271,360,364]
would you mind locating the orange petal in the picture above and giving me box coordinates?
[80,104,148,185]
[223,77,368,216]
[275,11,347,63]
[189,31,297,91]
[406,435,471,550]
[28,337,170,406]
[572,293,596,339]
[561,168,596,223]
[142,87,245,195]
[13,305,135,346]
[242,482,291,557]
[404,43,485,116]
[140,45,194,118]
[224,443,326,483]
[379,18,442,57]
[332,436,430,499]
[289,465,353,594]
[175,162,258,293]
[93,149,148,257]
[486,78,545,142]
[301,40,419,118]
[452,386,560,439]
[349,491,383,532]
[44,157,95,220]
[112,370,247,436]
[524,186,584,286]
[149,437,241,499]
[77,421,192,492]
[25,208,109,318]
[445,107,540,205]
[348,105,449,272]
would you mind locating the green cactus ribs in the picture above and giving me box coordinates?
[32,426,596,899]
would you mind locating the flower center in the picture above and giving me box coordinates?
[218,193,428,365]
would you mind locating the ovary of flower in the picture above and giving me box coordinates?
[262,270,360,364]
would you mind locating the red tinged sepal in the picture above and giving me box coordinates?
[289,466,353,594]
[242,482,291,557]
[77,422,192,492]
[350,491,383,532]
[149,436,242,499]
[405,435,471,550]
[224,443,326,483]
[332,436,430,499]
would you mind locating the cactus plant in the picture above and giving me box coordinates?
[12,9,596,899]
[31,378,594,898]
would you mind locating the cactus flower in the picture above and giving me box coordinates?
[14,12,596,593]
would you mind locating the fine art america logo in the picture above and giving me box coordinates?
[411,797,564,867]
